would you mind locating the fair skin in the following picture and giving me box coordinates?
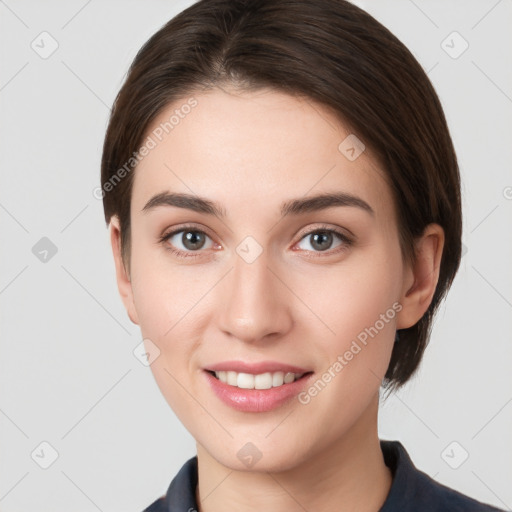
[110,86,444,512]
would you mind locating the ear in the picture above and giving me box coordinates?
[396,223,445,330]
[110,215,139,325]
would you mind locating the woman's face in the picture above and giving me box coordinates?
[113,87,418,471]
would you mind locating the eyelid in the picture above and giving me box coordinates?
[161,222,215,240]
[294,223,353,243]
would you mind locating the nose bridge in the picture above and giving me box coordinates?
[217,242,291,342]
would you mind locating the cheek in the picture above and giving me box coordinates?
[289,254,399,434]
[130,237,207,337]
[298,246,401,372]
[130,252,210,419]
[307,247,400,322]
[129,242,224,395]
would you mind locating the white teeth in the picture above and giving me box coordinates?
[226,371,237,386]
[213,370,305,389]
[238,372,254,389]
[272,371,284,387]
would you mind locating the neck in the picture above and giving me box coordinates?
[195,392,393,512]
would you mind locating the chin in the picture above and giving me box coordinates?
[201,436,310,474]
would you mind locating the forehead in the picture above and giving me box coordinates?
[132,87,394,223]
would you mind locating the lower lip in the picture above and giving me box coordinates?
[203,370,314,412]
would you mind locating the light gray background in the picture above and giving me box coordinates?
[1,0,511,511]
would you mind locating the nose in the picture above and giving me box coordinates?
[216,247,293,345]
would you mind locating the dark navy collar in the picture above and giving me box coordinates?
[144,439,504,511]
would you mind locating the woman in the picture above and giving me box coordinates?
[100,0,505,510]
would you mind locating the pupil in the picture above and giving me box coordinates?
[311,231,332,251]
[183,231,205,250]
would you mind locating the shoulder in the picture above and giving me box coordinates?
[380,440,505,512]
[411,466,505,511]
[140,455,199,512]
[141,496,167,512]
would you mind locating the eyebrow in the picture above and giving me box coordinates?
[142,191,374,218]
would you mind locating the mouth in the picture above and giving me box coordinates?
[205,369,314,390]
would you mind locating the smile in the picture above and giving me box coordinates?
[204,369,315,412]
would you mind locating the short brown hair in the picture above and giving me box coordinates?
[100,0,462,392]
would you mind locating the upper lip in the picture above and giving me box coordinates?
[205,360,312,375]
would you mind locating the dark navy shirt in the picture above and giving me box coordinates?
[143,440,505,511]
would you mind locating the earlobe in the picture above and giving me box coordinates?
[109,216,139,325]
[396,224,445,330]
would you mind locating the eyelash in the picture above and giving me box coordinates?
[158,223,353,260]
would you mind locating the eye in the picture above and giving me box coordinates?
[159,223,353,259]
[295,226,353,255]
[159,225,217,258]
